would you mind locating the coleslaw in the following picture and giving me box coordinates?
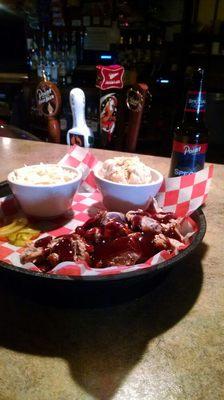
[10,164,78,185]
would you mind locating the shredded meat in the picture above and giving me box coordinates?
[20,209,188,271]
[21,233,93,271]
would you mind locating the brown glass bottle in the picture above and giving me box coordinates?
[169,67,208,177]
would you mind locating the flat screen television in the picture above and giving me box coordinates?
[0,8,27,73]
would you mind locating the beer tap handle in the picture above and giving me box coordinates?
[67,88,93,147]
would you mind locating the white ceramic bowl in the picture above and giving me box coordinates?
[7,164,82,218]
[94,163,164,212]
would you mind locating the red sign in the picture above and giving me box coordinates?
[96,65,124,90]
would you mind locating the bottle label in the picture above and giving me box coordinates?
[173,141,208,154]
[185,91,206,113]
[171,140,208,176]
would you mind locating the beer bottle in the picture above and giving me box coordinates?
[169,67,208,177]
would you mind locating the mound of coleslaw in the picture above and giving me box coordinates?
[10,164,78,185]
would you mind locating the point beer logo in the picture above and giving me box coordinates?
[173,140,208,155]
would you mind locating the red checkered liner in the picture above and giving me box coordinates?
[58,144,98,193]
[0,145,213,277]
[59,145,214,216]
[156,164,214,216]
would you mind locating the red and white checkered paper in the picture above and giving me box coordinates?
[0,145,213,277]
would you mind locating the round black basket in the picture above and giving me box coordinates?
[0,181,206,307]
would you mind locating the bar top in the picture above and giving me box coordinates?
[0,137,169,181]
[0,138,223,400]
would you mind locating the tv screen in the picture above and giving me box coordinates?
[0,9,27,73]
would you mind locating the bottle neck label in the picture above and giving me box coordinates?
[173,140,208,155]
[184,91,206,113]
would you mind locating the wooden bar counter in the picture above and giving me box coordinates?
[0,138,223,400]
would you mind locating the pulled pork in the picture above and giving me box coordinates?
[21,209,187,270]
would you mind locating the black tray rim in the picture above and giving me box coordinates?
[0,182,206,283]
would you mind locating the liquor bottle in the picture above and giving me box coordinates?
[37,30,46,78]
[66,47,77,85]
[26,38,33,72]
[169,67,208,177]
[58,50,67,86]
[47,30,53,55]
[144,33,152,64]
[37,50,44,79]
[44,49,52,81]
[51,50,58,83]
[76,25,86,64]
[117,35,125,66]
[136,34,143,64]
[126,35,134,67]
[27,36,38,78]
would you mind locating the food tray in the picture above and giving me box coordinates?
[0,181,206,306]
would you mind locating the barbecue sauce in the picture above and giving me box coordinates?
[51,236,75,262]
[29,211,180,270]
